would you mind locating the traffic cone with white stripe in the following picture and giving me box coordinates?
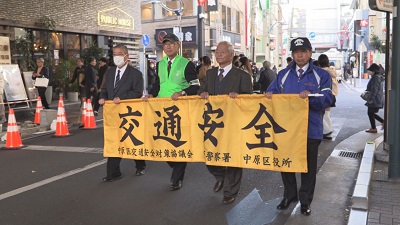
[1,108,24,150]
[34,96,43,125]
[83,99,97,129]
[53,96,73,137]
[79,98,87,128]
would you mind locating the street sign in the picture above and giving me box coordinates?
[369,0,393,13]
[309,32,316,39]
[142,34,150,47]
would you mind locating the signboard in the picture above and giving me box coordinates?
[206,0,218,12]
[0,65,28,102]
[142,34,150,47]
[155,26,197,46]
[22,71,39,100]
[309,32,316,39]
[0,37,11,64]
[360,19,369,27]
[369,0,393,13]
[98,7,135,30]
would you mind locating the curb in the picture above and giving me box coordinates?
[347,135,383,225]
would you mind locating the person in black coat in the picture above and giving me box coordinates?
[32,58,50,109]
[93,57,108,115]
[258,60,277,93]
[364,63,384,133]
[99,44,145,182]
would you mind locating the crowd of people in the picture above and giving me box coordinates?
[58,34,383,216]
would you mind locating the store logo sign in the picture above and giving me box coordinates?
[98,7,134,30]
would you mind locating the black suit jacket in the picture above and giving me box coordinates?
[32,66,49,80]
[100,64,143,100]
[198,66,253,95]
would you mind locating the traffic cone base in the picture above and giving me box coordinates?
[83,99,98,130]
[1,108,25,150]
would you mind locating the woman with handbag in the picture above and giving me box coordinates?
[32,58,51,109]
[364,63,384,133]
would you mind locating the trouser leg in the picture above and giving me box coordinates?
[368,107,378,129]
[223,167,243,197]
[323,110,332,134]
[207,165,226,182]
[134,160,146,170]
[39,87,50,109]
[167,162,187,184]
[281,172,298,199]
[107,157,122,177]
[299,139,321,205]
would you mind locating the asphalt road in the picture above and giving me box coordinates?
[0,80,377,225]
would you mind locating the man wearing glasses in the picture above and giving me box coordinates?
[143,33,199,191]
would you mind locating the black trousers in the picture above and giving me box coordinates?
[38,87,50,109]
[93,92,101,112]
[368,107,384,129]
[207,165,243,197]
[106,157,146,178]
[280,138,321,205]
[167,162,187,185]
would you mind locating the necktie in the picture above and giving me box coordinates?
[168,61,172,75]
[298,68,304,77]
[115,70,121,89]
[218,68,224,82]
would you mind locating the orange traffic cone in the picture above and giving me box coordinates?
[83,99,97,129]
[59,96,67,123]
[53,97,73,137]
[80,99,87,127]
[34,96,43,125]
[1,108,24,150]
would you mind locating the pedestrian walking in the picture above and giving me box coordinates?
[265,37,333,215]
[258,60,276,93]
[99,44,146,182]
[364,63,384,133]
[198,41,253,204]
[143,33,200,191]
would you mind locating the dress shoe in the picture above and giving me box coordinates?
[365,128,377,133]
[276,197,298,210]
[135,168,146,176]
[222,196,235,204]
[170,180,182,191]
[301,204,311,215]
[213,180,223,192]
[102,174,122,182]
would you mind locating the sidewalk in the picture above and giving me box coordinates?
[341,79,400,225]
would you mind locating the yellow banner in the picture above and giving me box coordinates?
[103,94,309,172]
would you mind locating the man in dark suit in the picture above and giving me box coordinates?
[143,33,200,191]
[198,41,253,204]
[32,58,50,109]
[99,44,146,182]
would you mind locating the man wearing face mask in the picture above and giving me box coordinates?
[99,44,146,182]
[143,33,200,191]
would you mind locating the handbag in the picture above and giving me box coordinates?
[360,91,370,101]
[34,78,49,87]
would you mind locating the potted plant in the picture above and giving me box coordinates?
[54,59,71,99]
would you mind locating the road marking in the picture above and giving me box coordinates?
[25,145,103,154]
[0,159,107,201]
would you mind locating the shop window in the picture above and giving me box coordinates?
[51,33,63,50]
[66,34,80,59]
[236,11,241,33]
[227,7,231,31]
[222,5,226,30]
[82,35,94,49]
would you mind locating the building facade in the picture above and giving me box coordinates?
[0,0,142,70]
[140,0,246,63]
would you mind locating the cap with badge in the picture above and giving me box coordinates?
[162,33,180,43]
[290,37,312,51]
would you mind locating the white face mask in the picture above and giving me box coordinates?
[114,56,126,67]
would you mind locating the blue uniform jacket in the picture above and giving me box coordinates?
[267,60,333,140]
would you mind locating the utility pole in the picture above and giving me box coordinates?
[388,1,400,179]
[251,0,257,60]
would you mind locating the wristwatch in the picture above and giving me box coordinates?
[181,90,187,96]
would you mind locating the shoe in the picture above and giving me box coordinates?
[94,111,98,116]
[365,128,377,133]
[135,168,146,176]
[170,180,183,191]
[213,180,224,192]
[323,134,332,140]
[223,196,236,204]
[79,124,84,128]
[301,204,311,215]
[276,197,298,210]
[102,174,122,182]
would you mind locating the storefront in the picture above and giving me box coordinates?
[0,1,142,71]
